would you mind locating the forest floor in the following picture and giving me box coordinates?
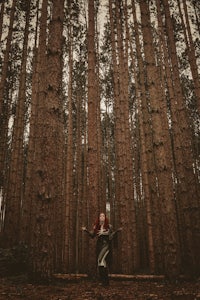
[0,274,200,300]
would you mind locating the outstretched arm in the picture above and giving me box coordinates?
[82,226,95,238]
[109,227,122,240]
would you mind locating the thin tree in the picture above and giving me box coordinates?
[63,1,74,273]
[0,1,5,40]
[87,0,100,277]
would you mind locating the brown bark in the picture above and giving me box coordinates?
[29,0,65,280]
[94,11,105,213]
[108,0,138,274]
[0,2,4,40]
[87,0,99,277]
[140,0,180,278]
[3,0,31,248]
[108,0,123,273]
[22,0,41,245]
[177,0,200,113]
[0,0,16,202]
[82,98,89,273]
[131,0,156,273]
[63,10,74,273]
[75,91,83,273]
[119,0,138,272]
[0,0,16,118]
[19,0,49,277]
[162,0,200,275]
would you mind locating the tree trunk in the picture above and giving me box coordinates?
[182,0,200,113]
[162,0,200,276]
[87,0,99,277]
[22,0,41,246]
[0,0,16,210]
[3,0,31,248]
[0,2,4,40]
[63,10,74,273]
[140,0,180,278]
[131,0,156,273]
[29,0,65,281]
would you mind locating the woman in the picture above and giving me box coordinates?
[82,212,121,286]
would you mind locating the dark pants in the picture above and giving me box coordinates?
[96,237,110,286]
[98,266,109,286]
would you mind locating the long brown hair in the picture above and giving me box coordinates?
[93,213,110,234]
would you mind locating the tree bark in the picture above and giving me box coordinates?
[87,0,99,277]
[131,0,156,273]
[3,0,31,248]
[29,0,65,280]
[0,0,16,209]
[162,0,200,276]
[140,0,180,278]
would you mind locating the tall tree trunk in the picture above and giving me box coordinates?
[0,0,16,210]
[0,2,4,40]
[140,0,180,278]
[3,0,31,248]
[29,0,65,280]
[73,45,88,273]
[108,0,123,273]
[178,0,200,113]
[116,0,138,273]
[75,91,83,273]
[87,0,99,277]
[108,0,137,274]
[82,94,89,273]
[63,9,74,273]
[162,0,200,276]
[22,0,41,246]
[131,0,156,273]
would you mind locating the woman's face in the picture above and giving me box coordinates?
[99,213,105,223]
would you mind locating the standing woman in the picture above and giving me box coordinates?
[82,212,121,286]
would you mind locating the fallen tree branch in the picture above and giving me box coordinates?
[53,273,165,281]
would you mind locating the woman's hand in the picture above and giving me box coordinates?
[97,229,109,236]
[82,226,87,231]
[117,227,123,232]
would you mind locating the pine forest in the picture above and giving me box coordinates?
[0,0,199,283]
